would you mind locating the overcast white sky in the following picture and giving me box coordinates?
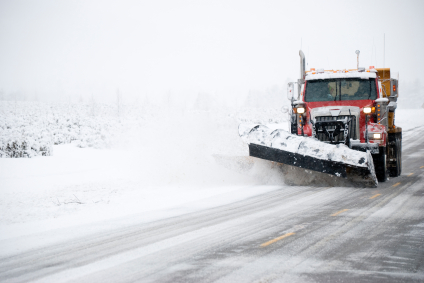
[0,0,423,101]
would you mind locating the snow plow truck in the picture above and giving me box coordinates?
[239,50,402,186]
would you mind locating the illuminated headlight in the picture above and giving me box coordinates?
[373,133,382,139]
[363,107,372,114]
[297,107,305,114]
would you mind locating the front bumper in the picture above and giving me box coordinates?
[350,140,379,154]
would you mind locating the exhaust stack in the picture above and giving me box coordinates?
[355,50,360,69]
[298,50,306,95]
[299,50,305,81]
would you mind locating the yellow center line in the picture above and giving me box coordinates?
[331,209,349,216]
[392,182,401,187]
[261,232,295,247]
[370,193,381,199]
[420,166,424,169]
[408,173,414,177]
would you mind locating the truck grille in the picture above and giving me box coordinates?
[315,115,357,142]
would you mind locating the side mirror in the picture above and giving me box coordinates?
[287,82,295,101]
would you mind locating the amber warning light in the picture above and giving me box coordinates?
[393,85,396,92]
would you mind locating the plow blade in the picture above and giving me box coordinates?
[249,143,370,178]
[239,123,377,186]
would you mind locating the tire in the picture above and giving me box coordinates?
[373,146,388,182]
[389,137,401,177]
[290,122,297,135]
[398,136,402,175]
[388,134,402,177]
[290,113,297,135]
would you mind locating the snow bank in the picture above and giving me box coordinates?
[0,101,287,231]
[0,101,143,158]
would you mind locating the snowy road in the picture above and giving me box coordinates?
[1,128,424,282]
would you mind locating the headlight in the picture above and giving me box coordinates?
[363,107,372,114]
[296,107,305,114]
[373,133,381,139]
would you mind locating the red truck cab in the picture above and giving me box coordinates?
[287,61,401,182]
[292,68,387,154]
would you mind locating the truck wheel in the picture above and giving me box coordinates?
[373,147,388,182]
[399,137,402,175]
[290,122,297,134]
[389,137,401,177]
[290,113,297,135]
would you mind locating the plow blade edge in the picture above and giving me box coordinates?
[249,143,371,178]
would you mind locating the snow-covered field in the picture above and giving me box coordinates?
[0,101,289,240]
[0,101,423,243]
[0,101,147,157]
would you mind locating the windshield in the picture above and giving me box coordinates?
[305,78,377,102]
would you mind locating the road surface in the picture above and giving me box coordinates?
[1,126,424,282]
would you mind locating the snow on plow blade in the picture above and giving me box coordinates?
[239,124,377,184]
